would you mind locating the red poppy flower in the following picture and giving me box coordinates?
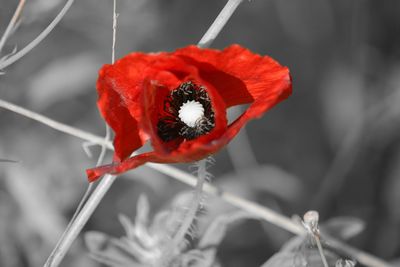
[86,44,291,182]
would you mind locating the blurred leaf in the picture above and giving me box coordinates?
[219,165,303,202]
[198,211,256,266]
[5,168,66,243]
[262,249,339,267]
[383,124,400,222]
[261,216,362,267]
[320,63,365,147]
[85,231,140,267]
[386,66,400,118]
[335,259,356,267]
[391,258,400,267]
[174,249,221,267]
[322,216,365,240]
[261,235,339,267]
[27,52,102,110]
[0,193,22,267]
[0,158,18,163]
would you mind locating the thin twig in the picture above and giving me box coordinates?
[43,174,117,267]
[0,98,112,149]
[0,158,18,163]
[0,0,26,54]
[172,159,207,246]
[0,0,74,70]
[111,0,117,64]
[198,0,244,48]
[315,235,329,267]
[43,2,117,266]
[96,0,117,167]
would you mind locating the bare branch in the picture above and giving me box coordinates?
[0,0,74,70]
[0,0,26,54]
[197,0,244,48]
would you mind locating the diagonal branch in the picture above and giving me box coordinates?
[0,0,26,54]
[198,0,244,48]
[0,0,75,70]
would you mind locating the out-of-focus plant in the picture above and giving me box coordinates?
[262,213,364,267]
[85,193,254,267]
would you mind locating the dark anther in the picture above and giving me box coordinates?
[157,81,215,142]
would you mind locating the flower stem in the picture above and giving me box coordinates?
[0,0,74,70]
[0,0,26,54]
[315,235,329,267]
[197,0,244,48]
[43,174,116,267]
[172,159,207,246]
[0,98,112,149]
[43,2,118,266]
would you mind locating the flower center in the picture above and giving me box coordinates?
[178,100,204,127]
[157,81,215,142]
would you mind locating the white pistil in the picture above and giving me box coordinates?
[178,100,205,127]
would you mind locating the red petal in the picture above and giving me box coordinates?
[165,74,291,163]
[225,75,292,140]
[86,152,166,182]
[90,45,291,182]
[97,65,145,161]
[176,44,291,108]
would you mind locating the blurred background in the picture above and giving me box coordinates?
[0,0,400,266]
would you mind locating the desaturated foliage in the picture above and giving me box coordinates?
[85,193,255,267]
[0,0,400,266]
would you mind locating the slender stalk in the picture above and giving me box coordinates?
[43,2,118,266]
[172,159,207,246]
[0,0,26,54]
[0,158,18,163]
[0,0,74,70]
[96,0,116,167]
[315,235,329,267]
[197,0,244,48]
[111,0,117,64]
[0,98,112,149]
[43,174,117,267]
[0,98,392,267]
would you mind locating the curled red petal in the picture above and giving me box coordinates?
[176,44,291,108]
[86,152,167,182]
[164,74,291,163]
[96,53,198,161]
[97,65,145,161]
